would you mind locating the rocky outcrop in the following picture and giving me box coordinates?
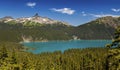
[21,35,33,42]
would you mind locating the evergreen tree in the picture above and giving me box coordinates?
[106,26,120,70]
[0,46,9,69]
[106,26,120,48]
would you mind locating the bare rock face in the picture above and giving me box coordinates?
[33,13,39,17]
[31,13,57,24]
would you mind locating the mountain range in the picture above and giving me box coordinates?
[0,14,119,42]
[0,13,69,26]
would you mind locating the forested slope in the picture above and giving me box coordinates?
[0,42,109,70]
[1,16,120,42]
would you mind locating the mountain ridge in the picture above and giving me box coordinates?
[0,15,120,42]
[0,13,70,26]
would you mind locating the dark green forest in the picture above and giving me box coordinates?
[0,22,74,42]
[0,18,116,42]
[0,42,120,70]
[0,16,120,69]
[0,42,109,70]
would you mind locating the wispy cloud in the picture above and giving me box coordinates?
[90,14,120,17]
[81,11,120,17]
[81,11,87,16]
[26,2,36,8]
[111,8,120,12]
[50,8,75,15]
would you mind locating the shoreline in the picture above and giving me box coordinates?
[19,39,111,43]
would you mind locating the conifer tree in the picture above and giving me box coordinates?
[106,26,120,48]
[106,26,120,70]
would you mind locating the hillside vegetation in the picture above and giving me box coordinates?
[0,42,109,70]
[0,42,119,70]
[0,16,120,69]
[0,16,120,42]
[75,16,119,39]
[0,22,74,42]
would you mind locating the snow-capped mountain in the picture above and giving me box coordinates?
[0,13,69,25]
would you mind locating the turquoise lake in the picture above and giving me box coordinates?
[23,40,111,54]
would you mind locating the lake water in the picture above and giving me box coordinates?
[22,40,111,54]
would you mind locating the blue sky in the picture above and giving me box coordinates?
[0,0,120,26]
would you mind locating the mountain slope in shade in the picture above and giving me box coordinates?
[74,16,120,39]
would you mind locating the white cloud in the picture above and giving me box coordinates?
[26,2,36,8]
[90,14,120,17]
[81,11,87,16]
[111,8,120,12]
[51,8,75,15]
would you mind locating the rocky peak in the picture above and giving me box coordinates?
[0,14,70,26]
[33,13,40,17]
